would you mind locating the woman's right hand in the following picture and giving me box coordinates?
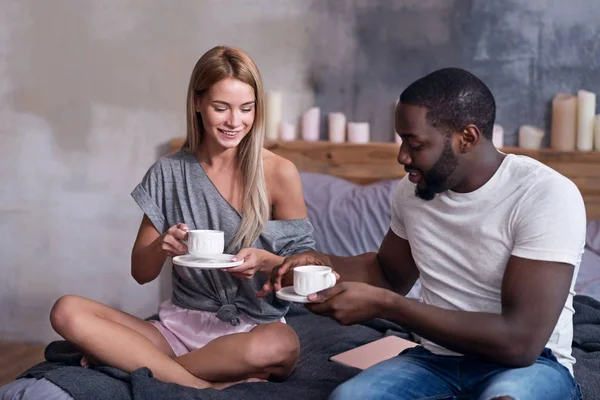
[158,223,189,257]
[257,251,333,297]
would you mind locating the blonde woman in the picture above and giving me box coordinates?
[49,46,315,389]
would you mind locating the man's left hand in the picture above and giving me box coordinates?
[306,282,386,325]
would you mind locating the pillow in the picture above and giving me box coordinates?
[300,172,398,256]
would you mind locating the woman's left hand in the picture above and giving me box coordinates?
[223,248,267,280]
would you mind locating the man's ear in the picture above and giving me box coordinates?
[457,124,481,153]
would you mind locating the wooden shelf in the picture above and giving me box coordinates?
[169,138,600,220]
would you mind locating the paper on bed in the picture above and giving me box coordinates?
[329,335,418,370]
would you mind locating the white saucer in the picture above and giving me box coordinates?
[172,254,243,269]
[276,286,320,303]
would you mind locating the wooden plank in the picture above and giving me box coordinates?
[168,138,600,220]
[0,341,45,386]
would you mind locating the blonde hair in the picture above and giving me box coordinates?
[183,46,269,251]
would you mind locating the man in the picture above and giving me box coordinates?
[260,68,585,399]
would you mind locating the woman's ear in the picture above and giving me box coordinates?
[194,95,202,113]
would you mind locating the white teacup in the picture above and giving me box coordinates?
[293,265,337,296]
[186,230,224,257]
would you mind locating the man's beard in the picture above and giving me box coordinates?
[415,140,458,201]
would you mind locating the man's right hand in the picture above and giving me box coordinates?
[257,251,333,297]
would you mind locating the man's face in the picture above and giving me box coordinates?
[395,104,459,200]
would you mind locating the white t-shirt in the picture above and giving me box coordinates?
[390,154,586,374]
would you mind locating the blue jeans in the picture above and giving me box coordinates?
[329,346,581,400]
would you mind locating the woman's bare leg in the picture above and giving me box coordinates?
[175,322,300,382]
[49,295,209,389]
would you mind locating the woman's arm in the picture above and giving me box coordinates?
[131,215,188,284]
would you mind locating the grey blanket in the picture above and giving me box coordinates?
[17,305,384,400]
[572,295,600,400]
[16,295,600,400]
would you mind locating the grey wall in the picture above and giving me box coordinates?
[1,0,599,343]
[0,0,320,343]
[309,0,600,145]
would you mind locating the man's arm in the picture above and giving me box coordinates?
[377,255,573,367]
[260,229,419,295]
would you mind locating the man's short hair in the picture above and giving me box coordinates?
[400,68,496,140]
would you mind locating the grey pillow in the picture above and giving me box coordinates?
[300,172,399,256]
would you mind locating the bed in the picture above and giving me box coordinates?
[2,140,600,400]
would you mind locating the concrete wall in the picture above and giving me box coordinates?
[310,0,600,144]
[1,0,598,343]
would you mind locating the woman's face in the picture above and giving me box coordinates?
[195,77,256,149]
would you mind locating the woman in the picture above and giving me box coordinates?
[49,46,315,390]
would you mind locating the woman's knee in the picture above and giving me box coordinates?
[49,295,88,336]
[245,322,300,377]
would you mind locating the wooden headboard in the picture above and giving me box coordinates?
[169,138,600,220]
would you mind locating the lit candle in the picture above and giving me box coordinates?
[301,107,320,141]
[492,124,504,148]
[347,122,370,144]
[280,122,297,142]
[328,113,346,143]
[577,90,596,151]
[265,91,282,141]
[518,125,544,149]
[551,93,577,151]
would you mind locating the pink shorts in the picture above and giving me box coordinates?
[150,300,285,357]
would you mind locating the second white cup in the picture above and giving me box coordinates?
[293,265,337,296]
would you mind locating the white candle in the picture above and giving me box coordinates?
[594,114,600,150]
[328,113,346,143]
[518,125,545,149]
[280,122,296,142]
[551,93,577,151]
[347,122,370,144]
[394,99,402,144]
[265,91,282,141]
[302,107,320,141]
[492,124,504,148]
[577,89,596,151]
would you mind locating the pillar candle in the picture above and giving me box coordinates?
[492,124,504,148]
[280,122,296,141]
[550,93,577,151]
[301,107,320,141]
[594,115,600,151]
[577,89,596,151]
[328,113,346,143]
[394,99,402,144]
[265,91,282,141]
[347,122,370,144]
[518,125,545,149]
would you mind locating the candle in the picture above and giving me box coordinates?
[280,122,296,142]
[550,93,577,151]
[594,115,600,150]
[395,134,403,146]
[577,89,596,151]
[492,124,504,148]
[518,125,545,149]
[265,91,282,141]
[347,122,370,144]
[394,99,402,144]
[328,113,346,143]
[302,107,320,141]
